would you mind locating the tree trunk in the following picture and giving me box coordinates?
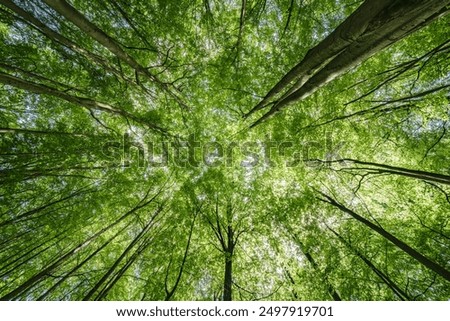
[42,0,188,109]
[0,190,162,300]
[327,226,411,300]
[0,72,166,133]
[0,0,128,81]
[293,236,341,300]
[245,0,394,116]
[0,187,93,228]
[37,222,130,300]
[247,0,450,126]
[318,192,450,282]
[223,250,233,301]
[165,212,197,301]
[95,236,153,301]
[82,207,161,300]
[309,159,450,185]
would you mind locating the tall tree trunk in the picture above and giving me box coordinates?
[223,224,234,301]
[318,192,450,282]
[0,188,162,300]
[0,0,131,83]
[327,226,411,300]
[95,235,153,301]
[42,0,188,109]
[309,158,450,185]
[247,0,450,126]
[342,159,450,185]
[0,72,166,133]
[37,222,131,300]
[293,235,341,300]
[205,198,238,301]
[0,233,62,279]
[82,207,162,300]
[245,0,394,115]
[223,251,233,301]
[165,212,197,301]
[0,186,93,228]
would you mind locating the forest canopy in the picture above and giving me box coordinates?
[0,0,449,301]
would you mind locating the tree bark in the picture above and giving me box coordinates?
[0,0,128,81]
[247,0,450,127]
[0,186,94,228]
[37,222,130,300]
[223,224,234,301]
[246,0,394,116]
[309,158,450,186]
[165,211,197,301]
[83,207,161,300]
[0,188,162,300]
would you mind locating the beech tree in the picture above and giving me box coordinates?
[0,0,449,301]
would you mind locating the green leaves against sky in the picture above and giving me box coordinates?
[0,0,449,301]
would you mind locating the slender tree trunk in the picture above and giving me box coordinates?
[0,187,93,228]
[0,127,86,137]
[0,72,166,133]
[37,222,130,300]
[0,188,162,300]
[0,234,61,278]
[293,236,341,300]
[223,224,234,301]
[0,0,129,81]
[83,207,161,300]
[206,198,239,301]
[327,226,411,300]
[95,235,153,301]
[343,159,450,185]
[318,192,450,282]
[42,0,188,109]
[309,159,450,185]
[165,212,197,301]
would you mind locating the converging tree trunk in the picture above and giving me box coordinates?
[164,209,198,301]
[205,198,244,301]
[327,226,411,300]
[307,159,450,186]
[318,192,450,282]
[42,0,188,109]
[292,234,341,301]
[246,0,450,127]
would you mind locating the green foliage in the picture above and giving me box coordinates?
[0,0,449,301]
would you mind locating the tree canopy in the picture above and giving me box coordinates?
[0,0,449,301]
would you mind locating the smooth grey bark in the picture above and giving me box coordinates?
[247,0,450,127]
[245,0,395,116]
